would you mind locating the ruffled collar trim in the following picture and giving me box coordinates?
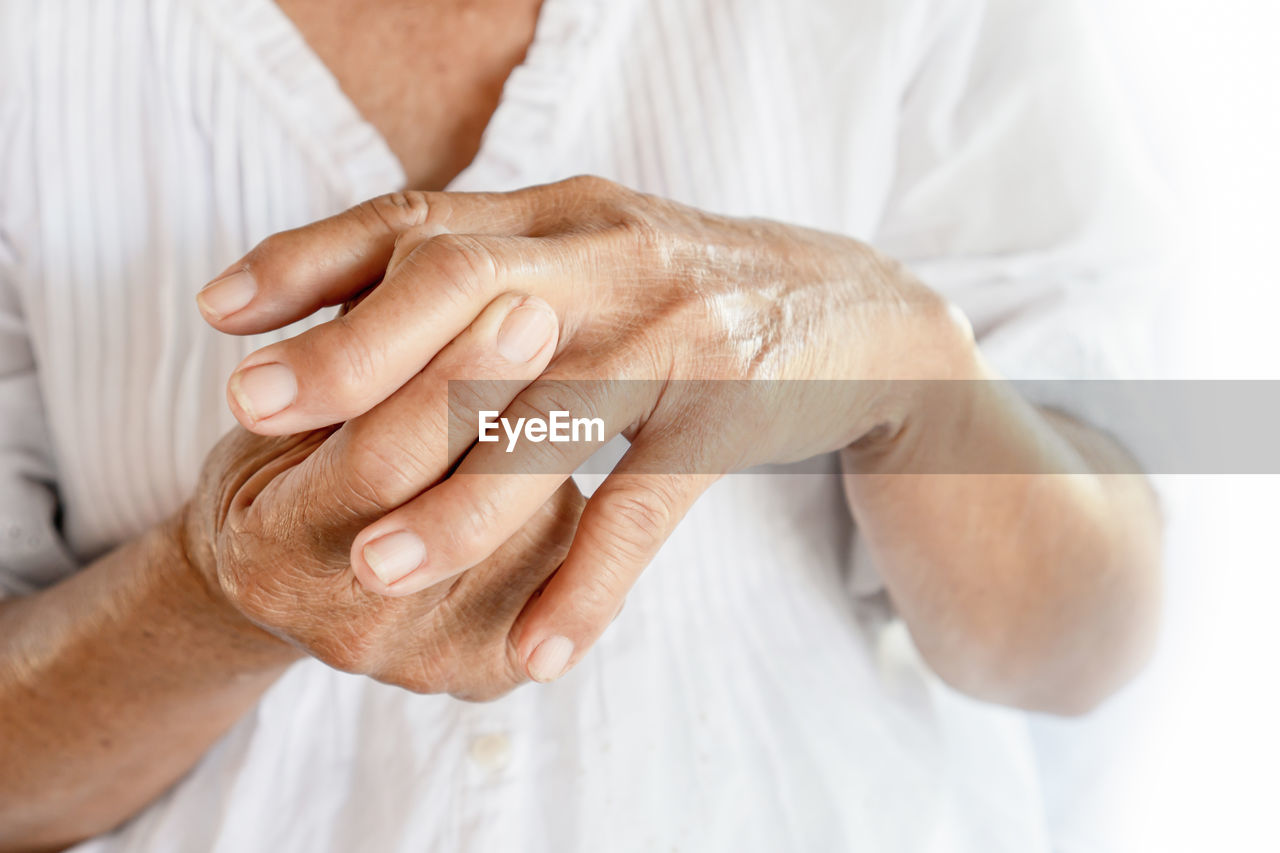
[202,0,604,201]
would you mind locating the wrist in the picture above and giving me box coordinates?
[157,512,302,671]
[844,286,987,469]
[903,283,985,382]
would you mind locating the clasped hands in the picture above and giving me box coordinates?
[184,176,972,699]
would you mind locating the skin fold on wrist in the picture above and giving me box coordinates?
[160,512,304,672]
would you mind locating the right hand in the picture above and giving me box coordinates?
[179,291,583,701]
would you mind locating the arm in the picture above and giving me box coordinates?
[842,346,1162,716]
[836,0,1170,714]
[193,165,1167,705]
[0,226,295,849]
[0,520,296,851]
[0,293,581,849]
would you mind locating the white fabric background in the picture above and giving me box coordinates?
[0,0,1205,850]
[1024,3,1280,851]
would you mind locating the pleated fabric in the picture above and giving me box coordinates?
[0,0,1164,850]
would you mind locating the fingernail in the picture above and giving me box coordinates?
[229,362,297,422]
[362,531,427,586]
[197,271,256,320]
[527,635,574,683]
[496,301,557,363]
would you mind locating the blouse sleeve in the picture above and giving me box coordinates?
[0,231,80,598]
[873,0,1176,430]
[847,0,1176,600]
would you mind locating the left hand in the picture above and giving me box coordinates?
[197,175,976,683]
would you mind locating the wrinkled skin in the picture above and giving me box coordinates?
[198,175,975,685]
[182,297,586,700]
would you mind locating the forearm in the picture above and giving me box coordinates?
[842,351,1163,715]
[0,516,299,850]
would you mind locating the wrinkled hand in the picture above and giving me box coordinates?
[197,175,972,682]
[182,291,583,700]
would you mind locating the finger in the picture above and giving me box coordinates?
[398,479,587,702]
[224,232,586,434]
[194,181,589,334]
[518,460,713,683]
[349,373,651,597]
[288,291,560,536]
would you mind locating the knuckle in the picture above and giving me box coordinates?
[558,175,642,223]
[342,465,401,512]
[615,213,663,257]
[429,232,500,274]
[574,566,626,618]
[439,488,506,569]
[517,377,599,423]
[340,428,434,510]
[560,174,615,197]
[319,314,384,405]
[595,481,676,556]
[362,191,434,233]
[446,372,506,419]
[485,379,603,474]
[444,379,516,458]
[407,233,502,304]
[390,226,427,259]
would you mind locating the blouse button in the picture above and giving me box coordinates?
[468,732,513,772]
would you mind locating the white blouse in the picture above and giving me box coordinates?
[0,0,1166,850]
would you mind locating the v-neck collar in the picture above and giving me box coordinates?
[205,0,600,205]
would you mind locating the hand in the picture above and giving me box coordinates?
[197,176,975,682]
[182,291,584,701]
